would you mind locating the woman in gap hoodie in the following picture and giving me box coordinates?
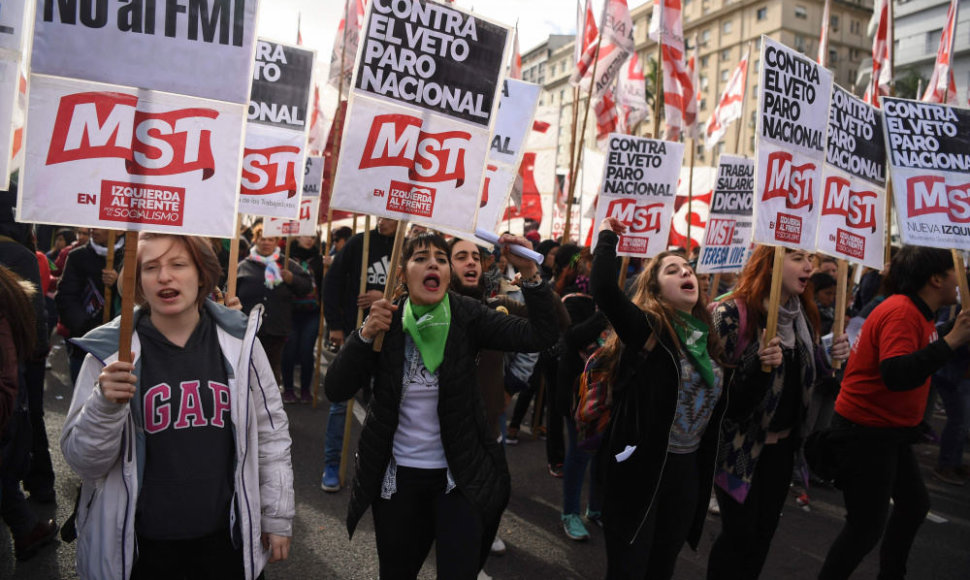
[61,234,294,580]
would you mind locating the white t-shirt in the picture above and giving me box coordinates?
[392,338,448,469]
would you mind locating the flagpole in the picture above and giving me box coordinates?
[564,35,604,242]
[652,0,664,138]
[884,0,894,266]
[735,43,753,156]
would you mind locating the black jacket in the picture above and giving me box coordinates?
[324,284,560,541]
[236,257,312,337]
[54,241,123,340]
[591,230,726,548]
[323,228,395,334]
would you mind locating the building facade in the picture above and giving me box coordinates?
[891,0,970,103]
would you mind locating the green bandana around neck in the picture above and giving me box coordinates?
[674,312,716,388]
[402,296,451,373]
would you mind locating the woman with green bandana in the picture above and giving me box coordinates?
[324,231,559,580]
[590,218,727,580]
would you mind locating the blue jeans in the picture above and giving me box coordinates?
[281,309,319,394]
[936,376,970,469]
[324,401,348,467]
[563,417,602,516]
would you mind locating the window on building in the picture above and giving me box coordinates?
[722,48,732,61]
[850,48,859,61]
[795,5,808,19]
[926,29,942,55]
[560,89,565,102]
[757,7,767,21]
[829,49,838,64]
[794,34,806,52]
[700,73,709,89]
[723,20,733,34]
[830,15,839,32]
[700,98,707,111]
[696,143,705,157]
[755,37,762,50]
[749,135,756,153]
[700,29,711,46]
[749,110,757,128]
[850,19,860,35]
[700,55,709,68]
[754,58,761,72]
[721,69,729,82]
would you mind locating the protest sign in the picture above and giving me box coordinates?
[18,74,245,236]
[263,197,320,237]
[881,96,970,250]
[332,1,511,234]
[816,85,886,269]
[354,0,509,127]
[0,1,28,52]
[0,4,30,189]
[238,40,315,218]
[753,37,832,250]
[489,80,541,167]
[32,0,259,104]
[593,134,684,257]
[669,167,717,251]
[303,155,325,198]
[697,155,755,274]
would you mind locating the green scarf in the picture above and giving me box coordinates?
[674,312,716,388]
[402,297,451,373]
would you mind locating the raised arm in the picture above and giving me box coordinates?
[590,225,652,352]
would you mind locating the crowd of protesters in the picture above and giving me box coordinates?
[0,184,968,579]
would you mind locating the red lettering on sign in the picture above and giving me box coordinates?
[606,198,664,233]
[705,218,737,246]
[359,114,471,185]
[47,92,218,179]
[241,146,301,197]
[762,151,815,211]
[386,180,436,218]
[821,176,878,232]
[907,175,970,224]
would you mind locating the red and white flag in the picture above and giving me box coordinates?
[863,0,893,106]
[575,0,598,67]
[595,91,619,147]
[615,52,649,134]
[307,85,327,155]
[703,50,748,151]
[571,0,634,99]
[685,37,700,139]
[650,0,694,141]
[328,0,365,94]
[509,26,522,79]
[922,0,959,104]
[817,0,831,67]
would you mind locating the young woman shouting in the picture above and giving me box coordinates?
[325,232,559,579]
[591,218,726,579]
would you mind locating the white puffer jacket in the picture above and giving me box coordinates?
[61,302,294,580]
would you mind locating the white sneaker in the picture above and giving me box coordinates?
[490,536,507,556]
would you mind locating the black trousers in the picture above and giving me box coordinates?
[707,437,795,580]
[372,466,486,580]
[604,451,700,580]
[130,527,261,580]
[818,417,929,580]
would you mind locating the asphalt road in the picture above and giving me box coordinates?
[2,337,968,579]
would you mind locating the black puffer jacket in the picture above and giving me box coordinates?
[591,230,727,548]
[325,283,559,540]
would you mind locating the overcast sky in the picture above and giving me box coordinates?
[257,0,651,76]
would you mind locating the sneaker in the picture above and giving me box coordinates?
[933,466,969,486]
[321,465,341,492]
[547,463,564,478]
[585,508,603,528]
[300,390,313,404]
[14,519,59,561]
[536,425,548,440]
[490,536,507,556]
[561,513,589,541]
[708,495,721,515]
[282,391,299,404]
[506,427,519,446]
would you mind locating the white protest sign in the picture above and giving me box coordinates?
[0,1,28,52]
[334,96,490,229]
[0,3,31,189]
[697,155,755,274]
[882,97,970,251]
[32,0,258,104]
[475,162,517,235]
[753,37,832,250]
[489,80,541,167]
[593,134,685,258]
[238,40,315,218]
[816,85,886,269]
[302,156,325,198]
[18,74,244,236]
[263,197,320,237]
[332,0,511,233]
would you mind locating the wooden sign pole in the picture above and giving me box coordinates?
[117,231,139,363]
[373,221,409,351]
[226,213,242,300]
[762,246,786,372]
[832,259,848,370]
[103,230,118,323]
[953,250,970,311]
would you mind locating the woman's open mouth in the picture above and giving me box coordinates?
[423,273,441,291]
[158,288,179,300]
